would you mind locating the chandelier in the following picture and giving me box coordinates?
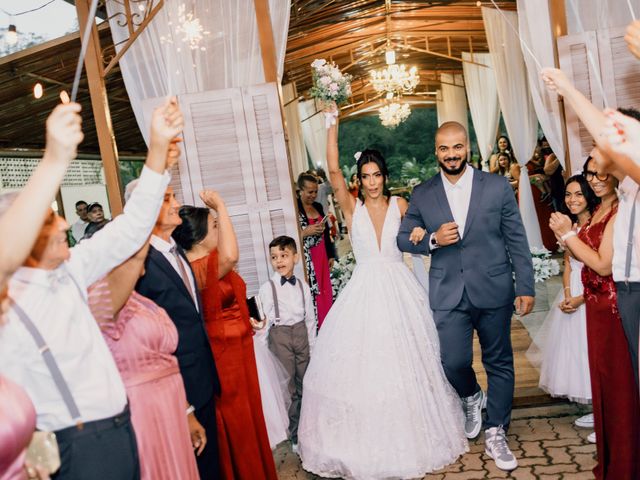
[379,102,411,129]
[370,64,419,96]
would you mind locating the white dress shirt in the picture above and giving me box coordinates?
[149,235,199,311]
[71,219,88,243]
[612,176,640,282]
[441,165,474,239]
[258,272,316,353]
[0,166,170,431]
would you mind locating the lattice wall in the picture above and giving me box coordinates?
[0,157,104,191]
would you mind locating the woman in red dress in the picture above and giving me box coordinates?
[527,147,557,252]
[173,190,277,480]
[550,154,639,479]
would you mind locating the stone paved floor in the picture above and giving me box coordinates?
[275,403,597,480]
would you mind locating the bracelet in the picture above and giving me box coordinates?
[186,405,195,416]
[564,287,571,291]
[560,230,577,242]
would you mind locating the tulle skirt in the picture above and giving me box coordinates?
[298,260,468,480]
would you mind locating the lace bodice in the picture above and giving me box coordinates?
[350,196,403,264]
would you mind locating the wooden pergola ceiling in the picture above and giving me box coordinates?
[285,0,516,117]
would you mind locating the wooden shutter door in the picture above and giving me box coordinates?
[558,31,604,171]
[598,26,640,110]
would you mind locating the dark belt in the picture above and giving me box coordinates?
[54,404,131,442]
[615,281,640,292]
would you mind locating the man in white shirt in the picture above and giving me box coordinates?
[70,200,89,243]
[259,235,315,453]
[0,98,182,480]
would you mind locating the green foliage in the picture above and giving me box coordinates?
[118,160,144,187]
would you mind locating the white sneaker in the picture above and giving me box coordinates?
[291,442,299,455]
[587,432,596,443]
[574,413,594,428]
[485,426,518,471]
[462,390,486,439]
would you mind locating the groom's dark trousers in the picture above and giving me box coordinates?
[397,171,534,432]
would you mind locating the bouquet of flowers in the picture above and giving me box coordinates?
[330,251,356,300]
[309,59,352,128]
[530,247,560,283]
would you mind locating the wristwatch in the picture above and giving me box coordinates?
[429,232,440,250]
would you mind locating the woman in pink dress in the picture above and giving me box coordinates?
[297,173,336,328]
[89,243,201,480]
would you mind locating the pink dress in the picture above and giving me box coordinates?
[0,375,35,480]
[98,291,199,480]
[308,216,333,328]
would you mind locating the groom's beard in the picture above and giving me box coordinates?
[438,157,467,175]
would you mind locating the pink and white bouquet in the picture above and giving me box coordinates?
[309,59,352,127]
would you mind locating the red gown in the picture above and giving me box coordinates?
[578,205,639,480]
[191,251,277,480]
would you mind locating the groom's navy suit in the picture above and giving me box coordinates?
[397,168,534,430]
[136,244,221,478]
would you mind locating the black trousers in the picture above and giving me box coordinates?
[194,395,221,479]
[616,282,640,388]
[432,289,515,430]
[52,406,139,480]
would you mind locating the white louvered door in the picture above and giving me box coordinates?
[148,83,300,296]
[598,26,640,110]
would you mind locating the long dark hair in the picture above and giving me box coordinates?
[172,205,209,251]
[496,152,513,176]
[356,149,391,202]
[296,172,318,193]
[560,174,600,223]
[494,135,512,154]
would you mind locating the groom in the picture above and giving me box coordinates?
[397,122,534,471]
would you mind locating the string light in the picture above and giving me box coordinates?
[33,82,43,99]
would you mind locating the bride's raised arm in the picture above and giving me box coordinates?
[327,111,356,227]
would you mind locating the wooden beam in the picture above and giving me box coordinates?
[75,0,124,216]
[253,0,278,83]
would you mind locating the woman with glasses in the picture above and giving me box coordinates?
[549,153,638,480]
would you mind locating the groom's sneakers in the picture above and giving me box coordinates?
[462,389,486,438]
[485,426,518,471]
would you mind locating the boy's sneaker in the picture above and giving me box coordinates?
[485,426,518,471]
[574,413,594,428]
[587,432,596,443]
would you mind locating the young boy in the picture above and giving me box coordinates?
[259,235,316,453]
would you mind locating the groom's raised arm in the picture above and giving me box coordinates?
[397,188,431,255]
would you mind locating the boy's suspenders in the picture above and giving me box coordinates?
[268,279,305,325]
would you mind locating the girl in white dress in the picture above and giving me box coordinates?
[527,174,599,405]
[297,111,467,480]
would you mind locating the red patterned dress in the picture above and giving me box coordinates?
[578,205,639,480]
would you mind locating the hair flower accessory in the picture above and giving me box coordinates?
[354,151,362,161]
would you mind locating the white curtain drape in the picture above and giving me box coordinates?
[283,83,308,178]
[436,73,469,133]
[482,6,543,250]
[298,100,326,172]
[517,0,565,168]
[107,0,291,143]
[566,0,640,33]
[462,52,500,171]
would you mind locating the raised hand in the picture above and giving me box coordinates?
[45,103,84,162]
[150,96,184,148]
[434,222,459,247]
[541,68,573,96]
[625,20,640,59]
[166,138,182,170]
[199,190,225,212]
[600,108,640,162]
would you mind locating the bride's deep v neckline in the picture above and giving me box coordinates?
[363,198,392,253]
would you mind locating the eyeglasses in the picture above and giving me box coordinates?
[584,170,609,182]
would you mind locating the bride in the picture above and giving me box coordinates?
[297,110,468,480]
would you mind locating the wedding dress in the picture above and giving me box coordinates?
[298,196,468,480]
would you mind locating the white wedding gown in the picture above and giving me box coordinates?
[298,197,468,480]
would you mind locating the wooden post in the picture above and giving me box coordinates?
[253,0,278,83]
[75,0,124,216]
[549,0,571,175]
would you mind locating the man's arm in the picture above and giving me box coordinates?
[397,189,430,255]
[499,178,535,298]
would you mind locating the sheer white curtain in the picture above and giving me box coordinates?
[566,0,640,33]
[436,73,469,133]
[517,0,565,168]
[106,0,291,142]
[462,53,500,170]
[298,100,326,172]
[482,6,543,249]
[283,83,308,178]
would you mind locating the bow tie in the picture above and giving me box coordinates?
[280,275,296,286]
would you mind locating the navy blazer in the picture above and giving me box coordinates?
[397,170,535,311]
[136,245,220,409]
